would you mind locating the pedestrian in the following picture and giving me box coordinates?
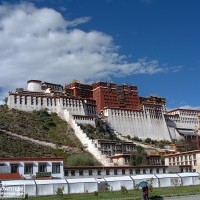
[142,186,149,200]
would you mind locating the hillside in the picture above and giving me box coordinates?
[0,105,81,146]
[0,105,101,166]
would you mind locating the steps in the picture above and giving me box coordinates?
[63,109,113,166]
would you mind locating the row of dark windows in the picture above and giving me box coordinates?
[64,168,166,176]
[8,163,60,174]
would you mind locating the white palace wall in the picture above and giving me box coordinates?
[7,94,96,125]
[104,107,171,141]
[7,95,86,115]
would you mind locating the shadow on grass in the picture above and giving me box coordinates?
[149,195,164,200]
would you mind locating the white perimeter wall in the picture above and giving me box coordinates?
[104,108,171,141]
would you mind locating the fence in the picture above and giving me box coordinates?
[0,172,199,198]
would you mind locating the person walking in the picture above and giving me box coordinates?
[142,186,149,200]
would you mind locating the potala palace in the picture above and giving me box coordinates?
[5,79,200,167]
[7,80,200,141]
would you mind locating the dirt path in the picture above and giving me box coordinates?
[0,129,80,152]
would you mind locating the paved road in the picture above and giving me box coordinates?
[165,195,200,200]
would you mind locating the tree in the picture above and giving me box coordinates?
[66,153,99,166]
[129,145,148,166]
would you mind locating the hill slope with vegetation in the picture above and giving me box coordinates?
[0,105,81,146]
[0,105,101,166]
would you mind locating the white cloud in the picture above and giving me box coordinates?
[0,2,178,99]
[179,106,200,110]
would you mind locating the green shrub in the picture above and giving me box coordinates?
[56,187,63,196]
[121,186,128,194]
[94,191,98,196]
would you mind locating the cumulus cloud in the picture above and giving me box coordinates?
[0,2,178,98]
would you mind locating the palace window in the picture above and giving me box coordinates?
[97,170,101,176]
[64,170,68,176]
[31,97,34,105]
[25,96,27,105]
[19,96,22,104]
[79,170,84,176]
[106,170,110,175]
[36,97,38,105]
[135,169,140,174]
[24,164,33,174]
[41,98,43,106]
[71,170,75,176]
[88,170,93,176]
[10,164,19,173]
[52,163,60,174]
[14,96,17,104]
[38,163,47,173]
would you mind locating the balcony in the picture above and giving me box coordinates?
[36,172,52,177]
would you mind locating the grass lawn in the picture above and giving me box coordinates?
[14,185,200,200]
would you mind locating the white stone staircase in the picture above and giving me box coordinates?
[63,109,114,166]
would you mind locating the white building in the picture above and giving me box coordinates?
[7,80,96,125]
[0,157,64,179]
[64,165,191,179]
[165,108,200,141]
[164,150,200,173]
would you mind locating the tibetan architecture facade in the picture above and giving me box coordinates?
[165,109,200,141]
[7,80,96,125]
[103,96,171,140]
[92,82,141,113]
[0,157,64,179]
[164,150,200,173]
[6,80,200,142]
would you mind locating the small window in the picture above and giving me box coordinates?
[114,169,118,175]
[135,169,140,174]
[181,168,183,173]
[143,169,146,174]
[150,169,153,174]
[122,169,125,175]
[88,170,93,176]
[38,163,47,173]
[24,164,33,174]
[79,170,84,176]
[64,170,68,176]
[129,169,133,175]
[106,170,110,175]
[156,169,159,174]
[71,170,75,176]
[10,164,19,173]
[52,163,60,174]
[97,170,101,176]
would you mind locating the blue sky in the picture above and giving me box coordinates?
[0,0,200,110]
